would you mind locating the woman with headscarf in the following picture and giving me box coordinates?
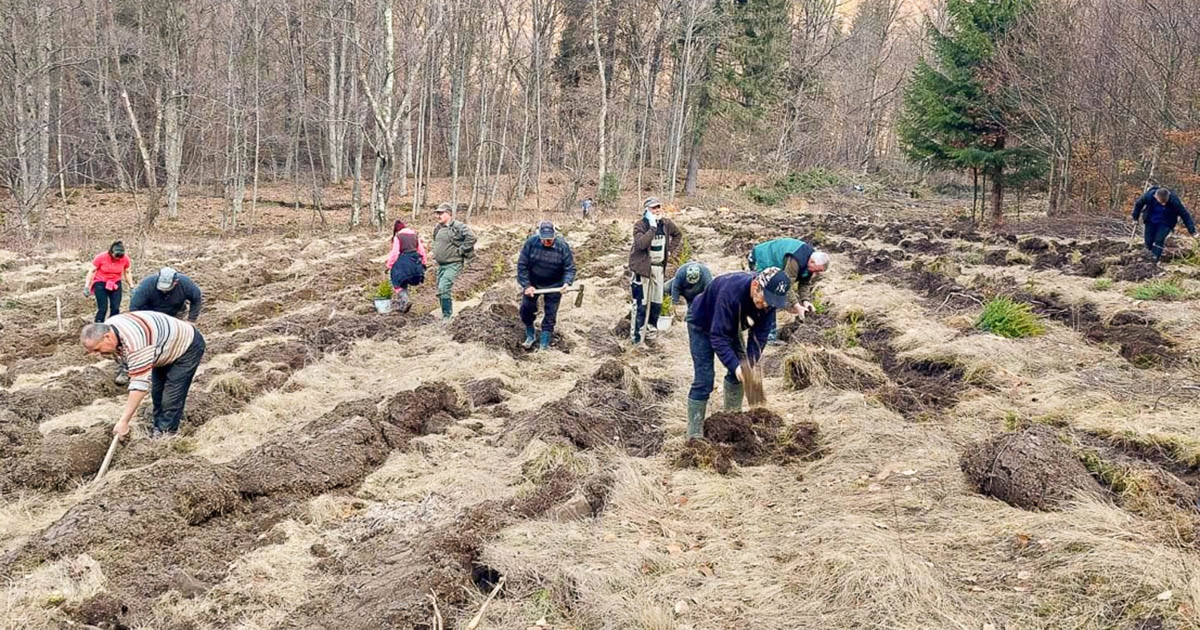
[385,219,428,313]
[83,240,133,322]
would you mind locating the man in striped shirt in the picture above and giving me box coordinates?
[80,311,206,438]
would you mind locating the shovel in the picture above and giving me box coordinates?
[531,284,585,307]
[93,434,121,484]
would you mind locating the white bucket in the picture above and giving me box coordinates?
[656,315,672,331]
[373,298,392,314]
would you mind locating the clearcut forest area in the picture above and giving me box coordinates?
[3,0,1200,629]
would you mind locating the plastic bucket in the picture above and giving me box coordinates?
[373,298,392,314]
[656,316,672,331]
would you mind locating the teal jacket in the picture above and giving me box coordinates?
[750,238,813,273]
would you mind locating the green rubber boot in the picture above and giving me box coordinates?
[686,398,708,439]
[723,381,744,413]
[439,297,453,320]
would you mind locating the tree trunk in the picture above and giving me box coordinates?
[591,0,608,185]
[163,93,184,220]
[989,164,1004,226]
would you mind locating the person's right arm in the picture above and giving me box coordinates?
[129,276,153,311]
[1133,191,1149,222]
[517,239,532,289]
[183,277,203,321]
[83,267,96,296]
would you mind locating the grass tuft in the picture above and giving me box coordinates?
[976,296,1045,338]
[1127,279,1186,301]
[1091,278,1113,291]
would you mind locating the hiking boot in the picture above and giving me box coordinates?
[687,398,708,439]
[723,381,744,413]
[538,330,552,351]
[522,326,537,350]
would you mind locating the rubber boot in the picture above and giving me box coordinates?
[538,330,552,351]
[632,299,645,344]
[440,297,453,320]
[522,326,537,350]
[687,398,708,439]
[646,302,662,339]
[723,381,744,413]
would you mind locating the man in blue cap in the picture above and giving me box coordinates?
[684,267,790,438]
[748,237,829,344]
[517,220,577,351]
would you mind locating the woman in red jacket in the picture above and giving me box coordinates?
[83,240,133,323]
[385,220,428,313]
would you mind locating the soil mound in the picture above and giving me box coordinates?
[451,300,575,356]
[982,249,1015,266]
[1112,261,1159,282]
[961,425,1104,511]
[1084,310,1175,368]
[1,424,111,491]
[233,339,313,372]
[0,366,125,423]
[783,347,886,391]
[465,377,511,407]
[379,382,469,436]
[66,592,129,629]
[859,325,967,418]
[673,439,735,475]
[271,310,424,355]
[501,364,664,456]
[701,409,821,467]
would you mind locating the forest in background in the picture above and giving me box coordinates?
[1,0,1198,233]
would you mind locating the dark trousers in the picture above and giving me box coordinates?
[151,333,206,433]
[93,282,122,322]
[520,292,562,334]
[1144,223,1173,261]
[687,323,738,402]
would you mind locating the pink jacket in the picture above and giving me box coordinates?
[386,228,428,269]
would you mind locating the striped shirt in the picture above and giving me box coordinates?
[109,311,197,392]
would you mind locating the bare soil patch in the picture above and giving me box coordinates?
[686,409,821,469]
[450,295,575,356]
[0,366,124,423]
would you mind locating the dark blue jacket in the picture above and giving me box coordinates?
[129,272,203,320]
[686,272,775,374]
[517,235,577,289]
[1133,187,1196,233]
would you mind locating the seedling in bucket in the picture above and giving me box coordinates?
[371,280,393,314]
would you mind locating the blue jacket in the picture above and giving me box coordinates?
[669,262,712,305]
[517,235,577,289]
[1133,187,1196,233]
[129,272,203,320]
[686,272,775,374]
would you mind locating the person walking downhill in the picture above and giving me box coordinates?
[80,311,206,438]
[130,267,203,322]
[684,268,790,439]
[747,237,830,344]
[582,197,595,219]
[629,197,683,345]
[84,240,133,323]
[385,219,428,313]
[1132,186,1196,263]
[517,221,577,351]
[431,202,477,321]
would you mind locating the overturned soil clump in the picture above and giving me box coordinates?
[464,377,511,407]
[0,366,125,423]
[698,409,822,468]
[1112,260,1159,282]
[783,347,886,391]
[673,439,735,475]
[451,299,575,356]
[858,326,968,418]
[961,425,1105,511]
[1085,311,1176,368]
[0,424,112,491]
[501,362,665,456]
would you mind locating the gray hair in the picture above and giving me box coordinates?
[810,251,831,270]
[80,323,112,346]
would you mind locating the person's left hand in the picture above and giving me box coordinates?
[802,301,815,313]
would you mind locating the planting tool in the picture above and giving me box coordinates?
[531,283,585,307]
[93,434,121,484]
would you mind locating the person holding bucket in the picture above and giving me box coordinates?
[628,197,683,345]
[385,219,429,313]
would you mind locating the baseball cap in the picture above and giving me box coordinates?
[643,197,662,210]
[685,264,701,284]
[110,241,125,257]
[433,202,453,214]
[756,267,791,309]
[156,267,178,291]
[538,220,555,239]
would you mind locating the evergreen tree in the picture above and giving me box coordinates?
[898,0,1041,224]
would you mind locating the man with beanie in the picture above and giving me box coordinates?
[684,267,790,439]
[517,221,577,351]
[1132,186,1196,262]
[748,237,830,343]
[130,267,204,322]
[629,197,683,344]
[431,202,477,320]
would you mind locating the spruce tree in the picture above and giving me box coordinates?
[898,0,1040,224]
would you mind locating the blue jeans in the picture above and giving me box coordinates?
[520,292,562,334]
[1144,223,1173,261]
[687,323,738,401]
[151,332,206,433]
[93,282,122,322]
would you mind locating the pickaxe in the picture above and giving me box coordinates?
[531,284,585,307]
